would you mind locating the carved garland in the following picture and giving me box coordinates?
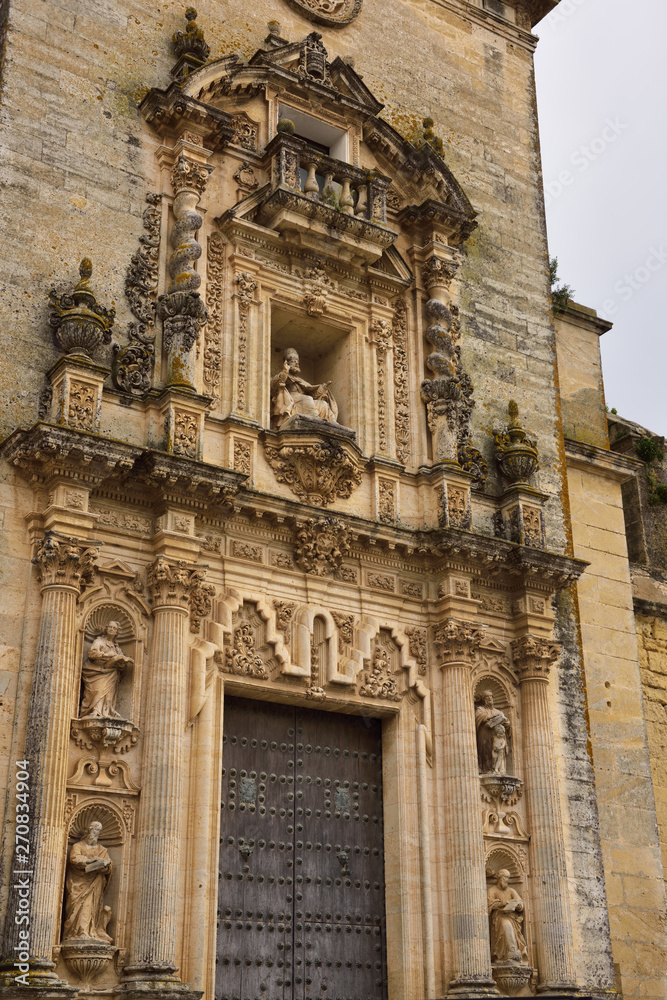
[234,272,257,412]
[371,319,392,455]
[392,298,410,465]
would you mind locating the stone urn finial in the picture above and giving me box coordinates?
[172,6,210,66]
[48,259,115,358]
[494,400,539,484]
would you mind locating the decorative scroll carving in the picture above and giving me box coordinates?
[294,517,350,575]
[378,479,395,523]
[392,298,410,464]
[234,161,259,191]
[273,600,297,643]
[401,581,423,600]
[231,114,258,152]
[405,626,427,675]
[113,193,162,396]
[359,643,400,701]
[331,612,355,652]
[234,271,257,411]
[173,411,199,458]
[222,622,268,679]
[303,261,336,317]
[371,319,392,454]
[68,381,96,431]
[189,570,215,633]
[368,572,394,593]
[447,486,470,529]
[231,540,264,563]
[49,259,115,358]
[203,232,225,402]
[233,439,252,475]
[33,532,98,591]
[264,437,364,507]
[433,617,484,665]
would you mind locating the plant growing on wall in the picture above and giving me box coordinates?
[636,436,667,505]
[549,257,575,314]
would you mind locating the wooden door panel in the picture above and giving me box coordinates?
[217,699,387,1000]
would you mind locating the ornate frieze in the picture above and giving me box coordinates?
[294,516,350,575]
[113,193,162,397]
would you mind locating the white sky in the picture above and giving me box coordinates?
[534,0,667,436]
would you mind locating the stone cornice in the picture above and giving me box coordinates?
[564,439,642,483]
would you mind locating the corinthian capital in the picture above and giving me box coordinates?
[511,634,560,681]
[170,155,212,198]
[433,617,485,666]
[32,531,98,591]
[147,556,213,625]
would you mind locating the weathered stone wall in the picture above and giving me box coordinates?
[636,610,667,883]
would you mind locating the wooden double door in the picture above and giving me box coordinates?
[217,697,388,1000]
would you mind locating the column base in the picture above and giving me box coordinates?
[0,966,78,1000]
[447,977,500,998]
[119,964,202,1000]
[537,985,581,996]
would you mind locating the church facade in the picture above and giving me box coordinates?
[0,2,665,1000]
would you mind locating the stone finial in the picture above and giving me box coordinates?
[48,259,115,358]
[494,400,539,484]
[172,7,210,65]
[265,20,289,49]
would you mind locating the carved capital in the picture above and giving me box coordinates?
[433,616,485,666]
[32,531,98,591]
[422,255,458,290]
[170,155,212,198]
[511,634,560,681]
[147,556,209,615]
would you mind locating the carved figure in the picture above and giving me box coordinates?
[475,690,511,774]
[271,348,338,429]
[487,869,528,964]
[63,822,113,942]
[80,622,133,719]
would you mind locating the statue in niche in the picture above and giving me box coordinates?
[475,690,511,774]
[80,621,133,719]
[487,869,528,965]
[270,347,339,429]
[63,821,113,942]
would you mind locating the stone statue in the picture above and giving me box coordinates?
[487,869,528,964]
[270,347,339,429]
[475,690,511,774]
[80,621,133,719]
[63,821,113,942]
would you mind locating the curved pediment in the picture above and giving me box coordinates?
[141,30,476,257]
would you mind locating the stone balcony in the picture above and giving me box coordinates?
[253,133,398,263]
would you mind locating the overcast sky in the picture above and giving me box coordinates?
[534,0,667,436]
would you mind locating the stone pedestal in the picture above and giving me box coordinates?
[47,354,110,435]
[434,619,498,997]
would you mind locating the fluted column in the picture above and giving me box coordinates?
[434,619,497,997]
[512,635,577,993]
[0,533,97,995]
[122,557,207,999]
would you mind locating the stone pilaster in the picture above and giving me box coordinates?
[0,533,98,996]
[121,556,206,999]
[434,618,498,997]
[511,635,577,993]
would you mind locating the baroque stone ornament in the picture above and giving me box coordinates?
[147,555,207,612]
[488,869,529,966]
[294,516,350,575]
[494,400,539,484]
[392,298,410,464]
[433,617,485,665]
[234,271,257,411]
[189,569,215,633]
[171,7,211,80]
[475,689,511,774]
[80,621,133,720]
[511,634,560,680]
[359,644,400,701]
[303,261,336,317]
[49,259,115,358]
[157,156,211,388]
[264,432,365,507]
[283,0,363,28]
[113,193,162,396]
[33,531,98,590]
[222,622,269,679]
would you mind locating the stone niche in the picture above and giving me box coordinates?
[270,305,354,432]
